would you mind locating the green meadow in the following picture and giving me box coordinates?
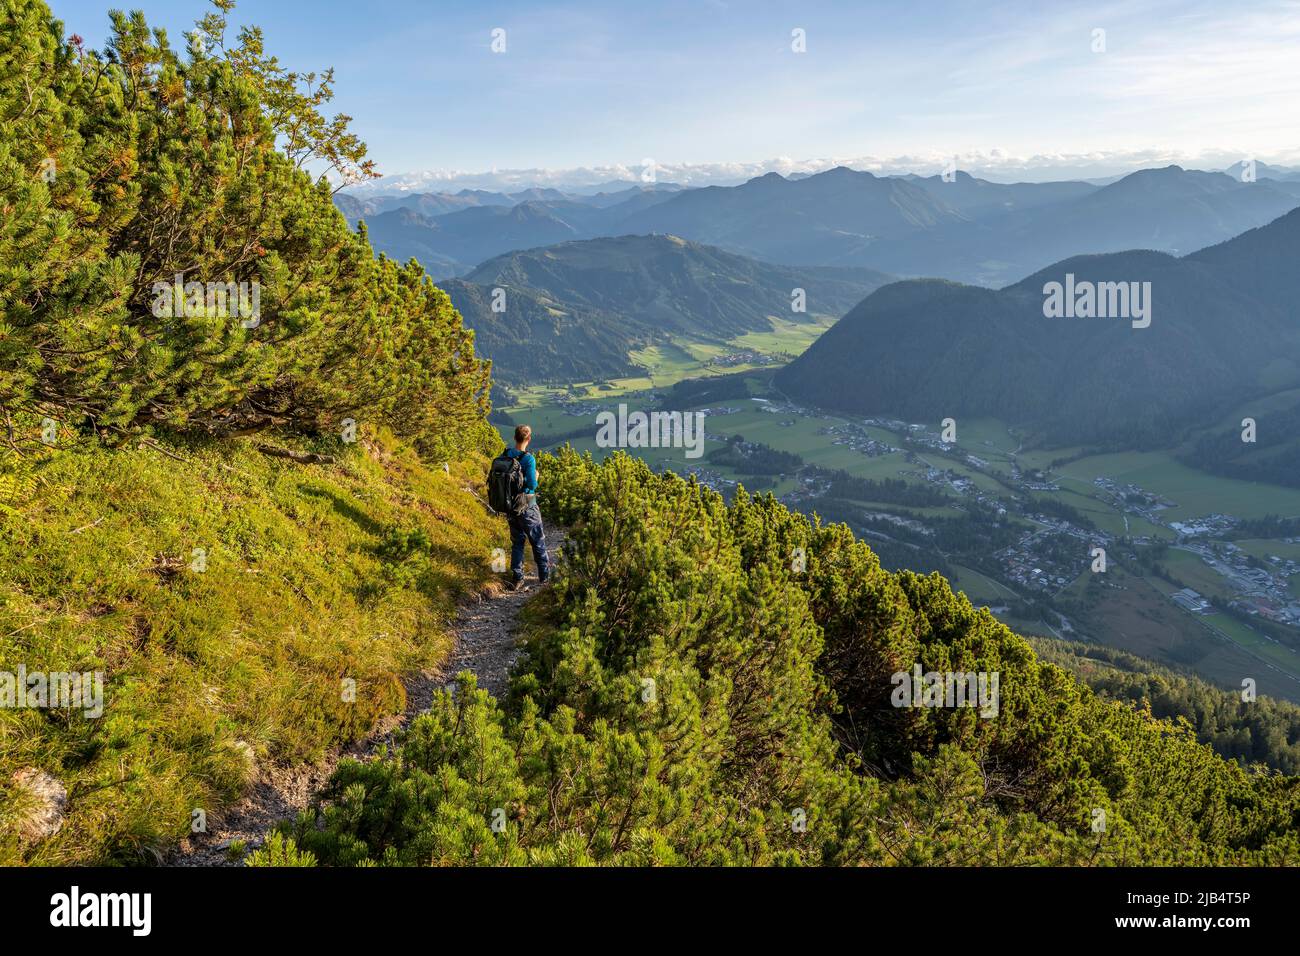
[1051,450,1300,520]
[507,316,840,409]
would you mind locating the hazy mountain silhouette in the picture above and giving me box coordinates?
[619,166,965,265]
[868,166,1300,285]
[342,166,1297,286]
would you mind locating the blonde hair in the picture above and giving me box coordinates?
[514,424,532,444]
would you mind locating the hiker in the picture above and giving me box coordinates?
[487,425,551,589]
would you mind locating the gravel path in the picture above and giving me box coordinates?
[443,577,539,697]
[169,528,565,866]
[444,527,566,699]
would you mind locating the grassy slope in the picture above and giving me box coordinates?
[0,430,499,864]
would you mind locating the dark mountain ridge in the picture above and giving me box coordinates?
[442,234,893,385]
[776,207,1300,446]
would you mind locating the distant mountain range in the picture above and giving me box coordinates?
[618,166,966,266]
[339,165,1300,287]
[337,158,1300,197]
[438,234,893,385]
[335,182,683,219]
[775,207,1300,447]
[866,166,1300,285]
[621,165,1299,285]
[1223,160,1300,183]
[895,171,1098,218]
[339,184,683,277]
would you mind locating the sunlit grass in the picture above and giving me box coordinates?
[0,429,499,864]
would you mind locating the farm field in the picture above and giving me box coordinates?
[1234,537,1300,561]
[732,316,837,356]
[952,418,1022,460]
[841,498,967,519]
[950,563,1020,604]
[1052,450,1300,520]
[1082,565,1300,700]
[1161,548,1235,600]
[506,316,839,409]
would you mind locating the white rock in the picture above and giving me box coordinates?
[11,768,67,844]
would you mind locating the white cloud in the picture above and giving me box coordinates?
[340,146,1300,196]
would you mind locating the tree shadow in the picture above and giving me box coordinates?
[298,484,385,537]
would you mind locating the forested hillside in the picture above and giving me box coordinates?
[438,278,647,386]
[1035,639,1300,775]
[442,235,892,385]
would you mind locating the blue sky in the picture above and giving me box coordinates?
[46,0,1300,187]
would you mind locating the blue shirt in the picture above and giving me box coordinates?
[505,448,537,494]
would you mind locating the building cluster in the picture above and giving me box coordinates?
[1168,514,1237,538]
[998,552,1077,592]
[1178,541,1300,624]
[994,518,1109,595]
[750,397,808,416]
[1092,477,1175,524]
[818,422,899,458]
[678,466,736,493]
[559,399,611,417]
[706,350,775,368]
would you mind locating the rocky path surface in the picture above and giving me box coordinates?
[171,530,565,866]
[441,571,542,698]
[439,528,565,699]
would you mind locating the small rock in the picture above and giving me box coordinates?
[11,768,68,844]
[224,739,259,784]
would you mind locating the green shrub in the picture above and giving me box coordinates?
[287,450,1299,866]
[245,832,317,867]
[1,0,491,457]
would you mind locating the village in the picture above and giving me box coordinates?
[546,392,1300,638]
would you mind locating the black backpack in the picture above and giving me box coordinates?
[487,452,529,515]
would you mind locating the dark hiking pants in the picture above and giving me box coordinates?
[508,502,550,582]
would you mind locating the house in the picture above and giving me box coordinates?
[1171,588,1211,614]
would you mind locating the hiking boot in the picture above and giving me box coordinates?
[508,576,525,592]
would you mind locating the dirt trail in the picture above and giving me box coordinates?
[170,530,564,867]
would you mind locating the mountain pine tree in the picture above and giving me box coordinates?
[1,0,493,458]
